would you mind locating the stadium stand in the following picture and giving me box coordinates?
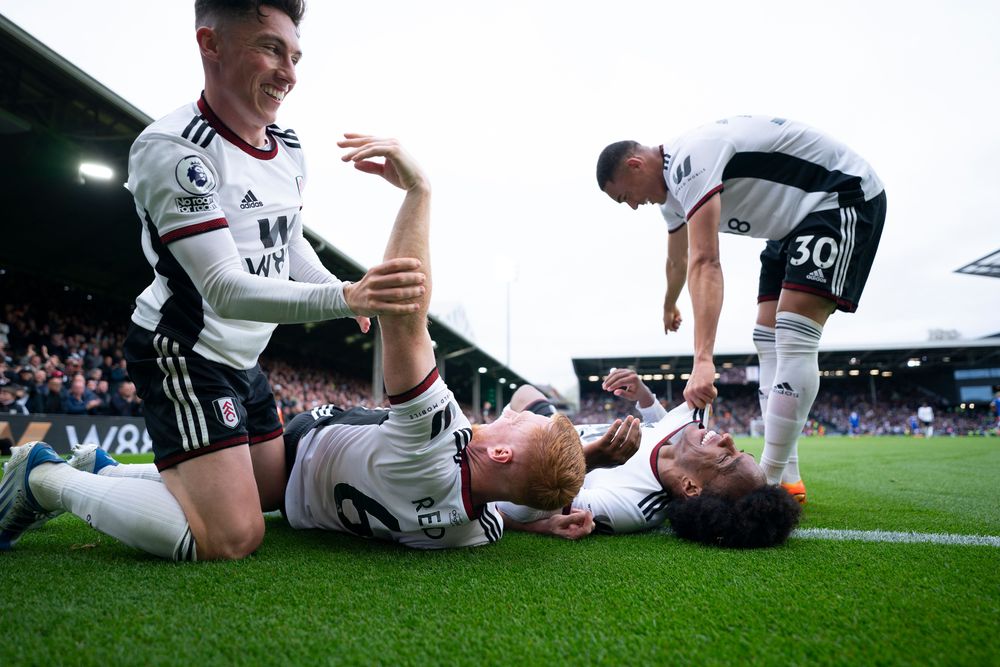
[0,14,523,424]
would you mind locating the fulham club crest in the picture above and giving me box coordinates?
[214,397,240,429]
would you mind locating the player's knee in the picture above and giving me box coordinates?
[198,514,265,560]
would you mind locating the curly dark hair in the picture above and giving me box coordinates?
[195,0,306,27]
[665,485,802,549]
[595,140,639,189]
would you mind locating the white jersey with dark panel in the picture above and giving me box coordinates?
[126,95,346,370]
[498,403,702,535]
[284,369,503,549]
[658,115,884,240]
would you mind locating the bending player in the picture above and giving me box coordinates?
[2,136,587,552]
[597,116,887,502]
[499,369,801,548]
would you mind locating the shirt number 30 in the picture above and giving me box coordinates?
[789,234,839,269]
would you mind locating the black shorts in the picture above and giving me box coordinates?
[124,325,283,471]
[758,190,886,313]
[522,398,558,417]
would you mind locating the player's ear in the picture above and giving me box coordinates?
[196,26,221,61]
[678,475,701,499]
[486,445,513,464]
[625,155,644,171]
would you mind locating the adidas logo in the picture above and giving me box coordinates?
[806,268,826,283]
[772,382,799,398]
[240,189,264,209]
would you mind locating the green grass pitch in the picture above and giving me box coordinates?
[2,436,998,666]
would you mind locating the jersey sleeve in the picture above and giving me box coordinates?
[570,487,652,534]
[637,399,668,423]
[669,137,734,220]
[289,225,339,284]
[383,369,465,453]
[659,197,687,233]
[494,501,556,524]
[126,132,227,244]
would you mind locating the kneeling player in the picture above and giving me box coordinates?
[2,137,586,553]
[499,370,801,548]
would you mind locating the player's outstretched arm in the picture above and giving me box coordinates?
[500,508,595,540]
[602,368,655,407]
[684,193,723,408]
[338,134,433,396]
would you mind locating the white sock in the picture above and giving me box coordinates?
[781,449,801,484]
[29,463,197,561]
[755,324,801,482]
[760,312,822,485]
[99,463,162,482]
[752,325,776,419]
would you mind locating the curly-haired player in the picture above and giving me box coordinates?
[498,369,800,548]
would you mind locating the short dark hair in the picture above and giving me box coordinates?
[665,485,802,549]
[195,0,306,28]
[596,140,639,189]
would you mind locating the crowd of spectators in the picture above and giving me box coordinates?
[2,271,996,436]
[574,384,997,436]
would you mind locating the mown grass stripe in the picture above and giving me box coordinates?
[794,527,1000,547]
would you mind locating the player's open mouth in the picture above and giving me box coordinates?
[262,84,285,102]
[701,430,721,446]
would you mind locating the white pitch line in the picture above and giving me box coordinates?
[794,528,1000,547]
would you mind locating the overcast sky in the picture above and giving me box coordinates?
[4,1,998,395]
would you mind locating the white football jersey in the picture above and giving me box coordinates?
[126,96,308,369]
[498,403,700,534]
[284,370,503,549]
[659,115,884,240]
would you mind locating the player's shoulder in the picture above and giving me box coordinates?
[134,101,217,151]
[267,123,303,151]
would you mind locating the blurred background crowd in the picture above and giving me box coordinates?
[2,274,995,435]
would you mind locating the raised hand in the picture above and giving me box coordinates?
[582,415,641,471]
[338,134,428,193]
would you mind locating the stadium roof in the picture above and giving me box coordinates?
[573,337,1000,383]
[955,248,1000,279]
[0,14,528,400]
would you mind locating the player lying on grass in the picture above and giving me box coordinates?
[498,369,802,548]
[0,137,586,554]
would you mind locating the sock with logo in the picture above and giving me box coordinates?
[29,464,197,561]
[760,312,822,485]
[755,324,801,481]
[752,325,777,418]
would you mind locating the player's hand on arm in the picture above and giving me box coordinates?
[342,259,426,317]
[683,193,723,409]
[602,368,655,407]
[582,416,641,471]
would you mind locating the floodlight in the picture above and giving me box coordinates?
[79,162,113,181]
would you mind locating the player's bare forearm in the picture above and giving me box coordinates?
[688,259,723,363]
[684,195,723,406]
[663,229,688,333]
[501,509,594,540]
[341,135,434,395]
